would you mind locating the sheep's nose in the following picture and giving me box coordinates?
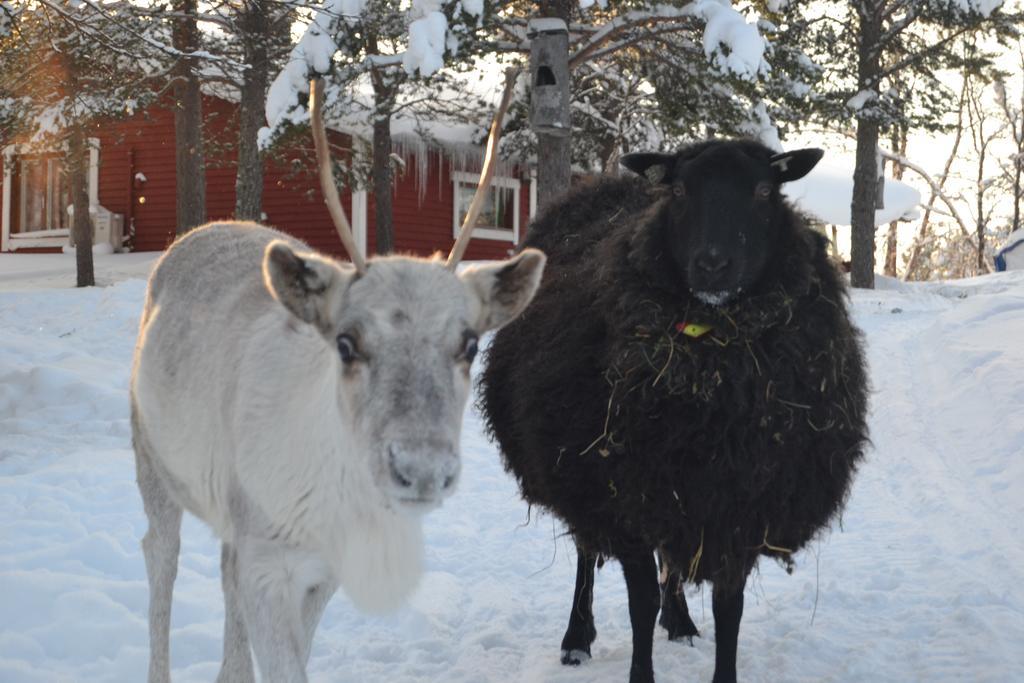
[694,249,731,275]
[387,442,460,505]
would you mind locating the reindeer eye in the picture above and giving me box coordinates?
[461,335,479,364]
[672,183,686,198]
[337,334,358,364]
[755,183,772,200]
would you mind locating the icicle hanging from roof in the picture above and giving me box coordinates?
[391,133,519,204]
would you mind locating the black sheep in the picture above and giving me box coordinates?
[479,139,870,683]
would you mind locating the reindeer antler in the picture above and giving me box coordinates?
[310,78,368,274]
[446,67,521,270]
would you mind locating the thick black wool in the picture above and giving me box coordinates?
[480,172,870,590]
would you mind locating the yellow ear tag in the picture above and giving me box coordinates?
[676,321,713,338]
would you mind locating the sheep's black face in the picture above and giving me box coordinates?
[622,141,823,306]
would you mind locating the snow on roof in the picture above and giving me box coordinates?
[782,161,921,227]
[995,230,1024,272]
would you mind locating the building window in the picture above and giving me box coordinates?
[2,139,99,251]
[17,155,70,233]
[452,171,520,242]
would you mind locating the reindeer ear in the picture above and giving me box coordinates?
[621,152,676,184]
[769,148,824,182]
[263,240,357,334]
[460,248,546,332]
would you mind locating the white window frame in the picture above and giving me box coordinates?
[451,171,520,243]
[1,138,99,251]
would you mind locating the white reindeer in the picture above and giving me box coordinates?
[132,76,540,683]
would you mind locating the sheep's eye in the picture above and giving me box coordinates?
[461,335,479,364]
[755,183,772,200]
[672,183,686,198]
[337,334,358,364]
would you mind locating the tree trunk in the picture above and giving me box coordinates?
[534,0,573,215]
[966,77,994,273]
[905,76,968,279]
[1012,134,1022,234]
[536,133,572,213]
[851,123,881,289]
[850,1,883,290]
[1002,54,1024,235]
[976,150,986,271]
[234,0,270,221]
[884,222,898,277]
[884,127,906,277]
[1011,75,1022,233]
[372,114,394,254]
[1013,150,1022,235]
[173,0,206,234]
[68,126,94,287]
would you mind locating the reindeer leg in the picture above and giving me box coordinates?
[298,577,337,666]
[657,550,699,644]
[560,543,598,665]
[710,576,746,683]
[136,449,183,683]
[216,542,255,683]
[621,549,659,683]
[235,537,333,683]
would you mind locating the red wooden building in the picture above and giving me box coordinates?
[1,95,534,261]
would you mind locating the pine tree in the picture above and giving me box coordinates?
[488,0,791,211]
[263,0,493,253]
[0,0,161,286]
[765,0,1017,288]
[197,0,295,221]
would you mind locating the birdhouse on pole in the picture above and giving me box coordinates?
[528,18,570,137]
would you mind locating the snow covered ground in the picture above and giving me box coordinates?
[2,257,1023,683]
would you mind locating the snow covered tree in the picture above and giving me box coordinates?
[805,0,1015,288]
[231,1,293,220]
[169,0,207,234]
[0,1,161,286]
[780,0,1022,285]
[487,0,790,211]
[194,0,295,221]
[994,42,1024,236]
[965,68,1007,269]
[265,0,802,247]
[264,0,493,253]
[495,4,820,183]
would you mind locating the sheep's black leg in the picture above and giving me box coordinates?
[658,566,699,644]
[621,549,660,683]
[560,546,597,665]
[710,578,746,683]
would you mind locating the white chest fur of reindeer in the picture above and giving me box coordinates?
[131,222,544,682]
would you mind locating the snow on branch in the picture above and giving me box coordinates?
[262,0,482,149]
[877,146,990,270]
[689,0,768,80]
[403,0,448,78]
[569,1,768,80]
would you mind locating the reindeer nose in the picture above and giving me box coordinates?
[694,249,731,275]
[387,442,460,503]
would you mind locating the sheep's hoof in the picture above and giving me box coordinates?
[628,663,655,683]
[560,648,592,666]
[659,607,699,643]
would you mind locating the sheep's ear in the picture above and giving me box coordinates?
[263,240,357,334]
[769,148,824,183]
[460,248,546,332]
[621,152,675,184]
